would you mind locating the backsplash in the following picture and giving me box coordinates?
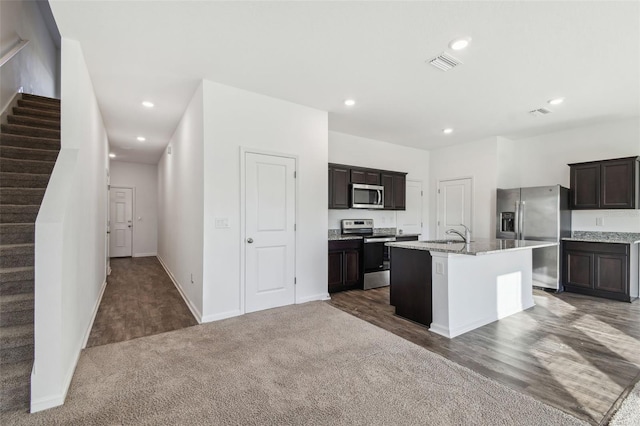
[571,210,640,233]
[328,209,397,230]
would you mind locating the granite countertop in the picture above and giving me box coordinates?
[386,238,557,256]
[562,231,640,245]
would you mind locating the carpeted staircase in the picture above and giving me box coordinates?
[0,93,60,412]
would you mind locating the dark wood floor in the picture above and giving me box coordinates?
[328,286,640,425]
[86,257,198,347]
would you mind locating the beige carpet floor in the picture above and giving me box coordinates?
[2,302,588,425]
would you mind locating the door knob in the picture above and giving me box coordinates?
[247,238,254,244]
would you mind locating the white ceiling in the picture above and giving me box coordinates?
[49,1,640,164]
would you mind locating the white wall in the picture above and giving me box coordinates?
[328,131,430,235]
[429,118,640,239]
[110,161,158,257]
[429,137,499,240]
[157,83,204,320]
[201,80,328,321]
[0,0,59,113]
[513,118,640,233]
[32,38,108,412]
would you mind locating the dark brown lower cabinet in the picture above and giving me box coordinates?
[328,239,364,293]
[389,247,432,326]
[563,241,639,302]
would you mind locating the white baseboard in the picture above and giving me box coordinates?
[133,252,157,258]
[201,309,242,323]
[297,292,331,304]
[31,392,64,413]
[82,279,107,349]
[156,254,202,323]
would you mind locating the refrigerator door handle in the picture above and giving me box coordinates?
[520,201,525,240]
[514,201,520,240]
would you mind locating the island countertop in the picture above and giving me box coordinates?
[386,238,557,256]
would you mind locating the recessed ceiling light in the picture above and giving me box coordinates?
[137,136,146,142]
[443,128,453,134]
[142,101,154,108]
[109,153,116,158]
[344,99,356,107]
[547,97,565,105]
[449,37,471,51]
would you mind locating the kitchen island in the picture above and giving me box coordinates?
[386,239,557,338]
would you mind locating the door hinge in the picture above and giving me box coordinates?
[294,171,297,178]
[294,224,297,231]
[294,277,297,285]
[421,190,423,196]
[437,220,440,226]
[437,189,440,194]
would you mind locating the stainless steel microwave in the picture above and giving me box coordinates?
[351,183,384,209]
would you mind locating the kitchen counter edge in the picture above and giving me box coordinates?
[386,239,558,256]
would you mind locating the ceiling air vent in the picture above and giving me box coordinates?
[428,52,463,71]
[529,107,553,117]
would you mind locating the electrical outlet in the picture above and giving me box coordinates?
[435,262,444,275]
[595,217,604,226]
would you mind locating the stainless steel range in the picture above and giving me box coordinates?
[341,219,396,290]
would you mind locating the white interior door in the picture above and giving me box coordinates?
[245,152,296,314]
[397,180,422,235]
[437,178,472,239]
[109,187,133,257]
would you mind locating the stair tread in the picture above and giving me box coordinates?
[0,223,35,228]
[0,145,60,155]
[0,157,56,165]
[0,292,34,303]
[0,171,51,177]
[1,123,59,132]
[0,133,60,142]
[0,243,35,249]
[0,266,34,274]
[22,94,60,103]
[0,188,46,193]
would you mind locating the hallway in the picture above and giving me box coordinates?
[86,257,197,347]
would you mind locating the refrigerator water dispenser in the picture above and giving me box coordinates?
[500,212,515,233]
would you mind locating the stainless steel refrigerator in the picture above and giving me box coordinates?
[496,185,571,291]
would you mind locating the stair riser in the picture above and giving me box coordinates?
[0,191,45,205]
[13,107,60,120]
[0,345,33,365]
[0,158,55,175]
[0,134,60,151]
[0,254,34,268]
[0,384,29,412]
[0,232,34,245]
[7,115,59,130]
[0,280,34,296]
[0,146,59,162]
[1,123,60,139]
[22,93,60,106]
[0,174,50,189]
[0,309,33,327]
[0,212,38,224]
[16,99,60,112]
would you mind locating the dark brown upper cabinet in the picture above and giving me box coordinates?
[569,156,639,209]
[328,165,350,209]
[350,168,380,185]
[329,163,407,210]
[382,172,407,210]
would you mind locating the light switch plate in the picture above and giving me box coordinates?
[435,262,444,275]
[215,218,230,228]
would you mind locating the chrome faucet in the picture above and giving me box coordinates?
[445,224,472,243]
